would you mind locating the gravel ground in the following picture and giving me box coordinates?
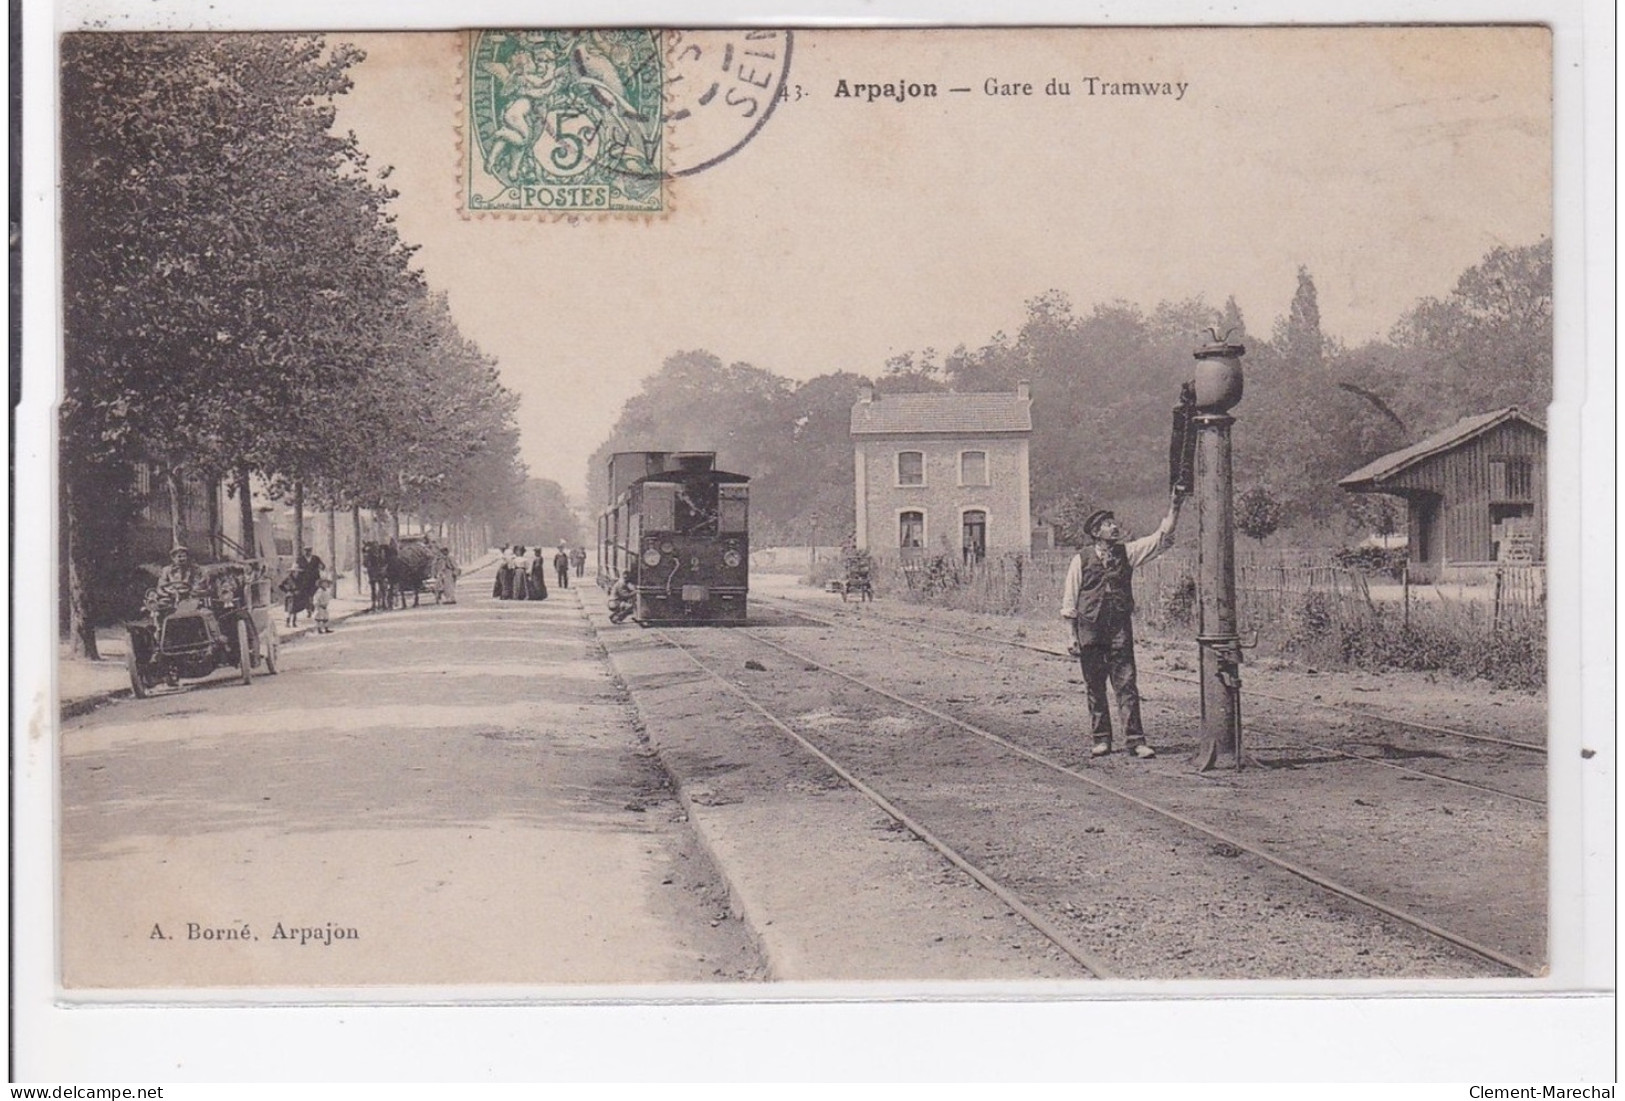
[658,623,1523,979]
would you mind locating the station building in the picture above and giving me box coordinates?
[1338,406,1546,581]
[849,381,1033,561]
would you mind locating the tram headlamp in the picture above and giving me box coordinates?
[660,540,675,555]
[722,549,742,568]
[642,547,662,567]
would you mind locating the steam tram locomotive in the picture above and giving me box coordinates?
[597,451,750,623]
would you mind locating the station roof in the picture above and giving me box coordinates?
[850,391,1033,436]
[1339,406,1545,490]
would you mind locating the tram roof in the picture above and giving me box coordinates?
[633,469,750,486]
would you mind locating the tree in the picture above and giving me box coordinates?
[499,478,581,547]
[1387,239,1552,427]
[1274,264,1326,367]
[1235,486,1284,546]
[1345,493,1402,547]
[61,35,387,652]
[59,34,524,651]
[586,350,791,508]
[748,371,863,544]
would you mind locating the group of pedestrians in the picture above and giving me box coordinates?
[491,542,588,600]
[493,545,550,601]
[279,548,329,630]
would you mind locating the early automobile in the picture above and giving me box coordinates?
[125,559,280,697]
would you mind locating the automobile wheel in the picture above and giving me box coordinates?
[261,619,279,675]
[237,619,253,686]
[126,647,149,699]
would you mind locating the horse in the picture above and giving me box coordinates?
[362,541,398,611]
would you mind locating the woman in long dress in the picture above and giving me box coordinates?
[530,546,549,600]
[494,545,512,599]
[510,545,530,600]
[437,547,460,605]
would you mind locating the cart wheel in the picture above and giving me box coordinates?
[262,620,279,675]
[237,618,253,686]
[126,647,149,699]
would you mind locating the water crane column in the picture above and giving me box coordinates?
[1190,334,1246,771]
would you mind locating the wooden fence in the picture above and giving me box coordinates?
[870,549,1546,629]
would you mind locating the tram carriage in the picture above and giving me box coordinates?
[598,451,749,623]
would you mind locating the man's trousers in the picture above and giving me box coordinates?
[1076,643,1146,745]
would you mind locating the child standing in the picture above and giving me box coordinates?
[313,579,333,634]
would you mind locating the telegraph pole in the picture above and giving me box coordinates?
[1190,333,1246,771]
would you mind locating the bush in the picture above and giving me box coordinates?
[1282,590,1544,690]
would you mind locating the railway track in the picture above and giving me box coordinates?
[754,591,1543,752]
[647,621,1541,980]
[749,591,1545,806]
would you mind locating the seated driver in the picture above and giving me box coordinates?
[155,545,203,602]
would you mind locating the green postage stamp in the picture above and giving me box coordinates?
[465,30,666,215]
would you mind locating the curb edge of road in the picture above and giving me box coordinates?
[574,588,782,983]
[58,601,375,722]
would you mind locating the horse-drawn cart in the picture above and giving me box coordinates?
[363,537,446,609]
[125,561,279,697]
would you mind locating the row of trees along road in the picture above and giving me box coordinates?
[591,241,1549,550]
[60,35,528,658]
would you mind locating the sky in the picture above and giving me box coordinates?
[333,27,1551,498]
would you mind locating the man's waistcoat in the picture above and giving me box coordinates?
[1073,545,1134,645]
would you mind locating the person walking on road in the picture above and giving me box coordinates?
[493,545,510,599]
[512,545,532,601]
[312,579,333,633]
[571,545,587,579]
[1059,492,1183,760]
[436,546,460,605]
[529,546,549,601]
[554,543,570,589]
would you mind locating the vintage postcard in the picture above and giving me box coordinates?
[16,7,1612,1082]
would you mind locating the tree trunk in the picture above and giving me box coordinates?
[293,481,305,560]
[205,475,222,560]
[164,468,184,549]
[236,465,256,557]
[327,507,338,584]
[391,511,401,541]
[352,506,365,597]
[63,474,101,660]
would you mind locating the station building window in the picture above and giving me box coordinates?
[959,451,988,486]
[899,511,925,549]
[897,451,925,486]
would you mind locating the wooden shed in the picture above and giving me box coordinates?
[1339,407,1545,581]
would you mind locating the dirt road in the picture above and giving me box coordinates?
[60,584,762,989]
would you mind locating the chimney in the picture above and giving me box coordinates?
[1016,379,1031,401]
[859,382,875,403]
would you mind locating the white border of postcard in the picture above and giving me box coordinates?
[13,0,1616,1083]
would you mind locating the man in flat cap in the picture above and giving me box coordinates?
[1060,491,1183,759]
[155,544,203,603]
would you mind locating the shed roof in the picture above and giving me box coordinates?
[1339,407,1545,490]
[850,391,1032,436]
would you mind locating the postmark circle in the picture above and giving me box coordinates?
[638,28,794,179]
